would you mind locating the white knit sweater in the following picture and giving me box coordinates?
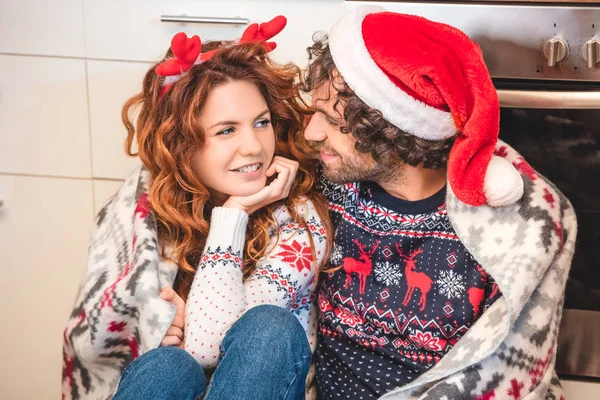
[62,165,327,400]
[184,204,327,366]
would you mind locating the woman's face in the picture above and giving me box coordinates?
[194,80,275,205]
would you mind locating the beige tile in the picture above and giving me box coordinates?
[93,179,124,215]
[0,55,91,177]
[0,175,94,399]
[87,60,147,179]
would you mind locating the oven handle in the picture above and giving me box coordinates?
[497,89,600,109]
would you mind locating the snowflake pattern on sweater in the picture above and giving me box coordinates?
[313,142,575,400]
[184,203,327,367]
[316,177,501,399]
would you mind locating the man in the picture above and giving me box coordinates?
[303,6,576,400]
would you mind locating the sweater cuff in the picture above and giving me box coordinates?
[205,207,249,254]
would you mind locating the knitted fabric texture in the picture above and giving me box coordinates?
[61,166,327,400]
[377,142,575,399]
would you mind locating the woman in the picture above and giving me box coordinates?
[62,16,331,400]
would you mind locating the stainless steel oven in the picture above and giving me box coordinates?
[355,0,600,381]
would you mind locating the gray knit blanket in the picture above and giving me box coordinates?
[380,141,576,400]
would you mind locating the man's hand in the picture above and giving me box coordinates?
[223,156,299,215]
[159,286,185,348]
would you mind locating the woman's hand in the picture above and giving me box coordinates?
[223,156,299,215]
[159,287,186,348]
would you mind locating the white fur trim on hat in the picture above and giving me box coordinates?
[484,156,524,207]
[328,6,456,141]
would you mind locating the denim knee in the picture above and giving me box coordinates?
[232,305,311,360]
[115,346,207,399]
[130,346,203,376]
[204,306,312,400]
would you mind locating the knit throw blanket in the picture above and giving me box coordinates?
[62,167,179,400]
[380,142,577,400]
[62,142,576,400]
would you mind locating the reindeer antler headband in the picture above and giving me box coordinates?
[155,15,287,95]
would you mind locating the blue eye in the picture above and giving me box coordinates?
[255,119,271,128]
[217,127,235,136]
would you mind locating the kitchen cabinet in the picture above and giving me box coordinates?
[87,60,148,179]
[0,175,94,399]
[0,0,86,57]
[0,55,91,178]
[83,0,346,67]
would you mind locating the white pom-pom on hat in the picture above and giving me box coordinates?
[483,156,524,207]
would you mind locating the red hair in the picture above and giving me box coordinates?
[122,41,332,300]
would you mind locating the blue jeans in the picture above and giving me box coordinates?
[113,305,312,400]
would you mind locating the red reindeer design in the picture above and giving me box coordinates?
[396,245,432,311]
[343,239,380,294]
[467,264,498,317]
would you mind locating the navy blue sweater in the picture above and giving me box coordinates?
[316,176,501,399]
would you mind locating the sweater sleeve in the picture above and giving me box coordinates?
[183,201,327,368]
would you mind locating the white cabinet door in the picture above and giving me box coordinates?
[84,0,347,67]
[264,0,348,68]
[87,60,147,179]
[84,0,258,62]
[0,55,92,178]
[0,175,94,399]
[0,0,86,57]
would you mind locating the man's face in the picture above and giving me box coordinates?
[304,81,391,183]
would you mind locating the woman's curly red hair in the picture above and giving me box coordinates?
[122,41,332,300]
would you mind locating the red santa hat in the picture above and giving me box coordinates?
[328,6,523,207]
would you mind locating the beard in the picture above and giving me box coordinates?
[321,148,400,184]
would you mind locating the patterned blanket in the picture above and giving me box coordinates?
[62,167,179,400]
[62,142,576,400]
[380,142,576,400]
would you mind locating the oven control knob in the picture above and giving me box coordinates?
[543,38,569,67]
[582,39,600,68]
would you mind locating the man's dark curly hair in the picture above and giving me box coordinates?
[302,34,456,169]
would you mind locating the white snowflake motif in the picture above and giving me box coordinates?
[376,207,397,225]
[374,261,403,286]
[329,245,343,266]
[436,270,466,299]
[362,199,397,225]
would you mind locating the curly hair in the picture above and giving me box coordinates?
[122,41,332,300]
[302,34,455,169]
